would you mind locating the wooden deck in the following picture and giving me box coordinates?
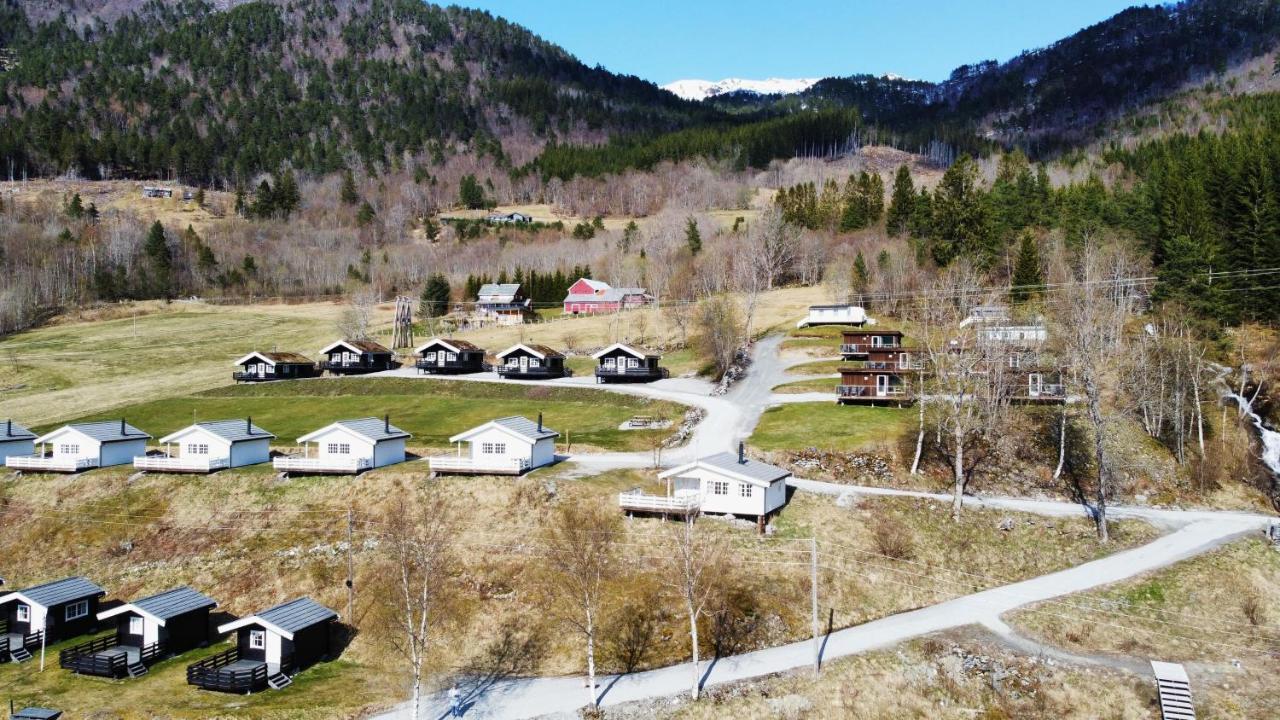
[618,489,700,516]
[134,455,230,473]
[428,456,528,475]
[273,455,372,474]
[4,455,96,472]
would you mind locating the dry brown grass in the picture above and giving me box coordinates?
[1,179,236,234]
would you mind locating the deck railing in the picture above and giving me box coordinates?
[187,647,267,693]
[233,371,287,382]
[60,635,163,676]
[1025,383,1066,398]
[840,342,900,355]
[428,456,529,474]
[496,365,566,378]
[596,366,668,378]
[4,455,97,472]
[273,455,372,474]
[618,489,700,514]
[134,455,230,472]
[836,385,908,398]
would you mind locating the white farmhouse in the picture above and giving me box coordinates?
[796,304,870,329]
[0,420,36,465]
[6,420,150,473]
[621,445,791,529]
[274,417,409,475]
[135,419,275,473]
[429,415,558,475]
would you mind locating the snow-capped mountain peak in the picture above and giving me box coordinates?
[662,77,821,101]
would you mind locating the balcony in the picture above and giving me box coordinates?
[187,647,293,694]
[2,628,43,661]
[414,359,484,374]
[845,360,925,371]
[273,455,372,474]
[60,635,165,678]
[4,455,97,473]
[134,455,230,473]
[496,365,565,380]
[233,371,281,382]
[836,385,910,403]
[618,489,700,516]
[840,342,901,356]
[595,365,667,382]
[428,456,529,475]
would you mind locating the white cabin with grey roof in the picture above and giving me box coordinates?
[135,418,275,473]
[0,420,37,465]
[274,417,409,474]
[621,445,791,522]
[6,420,150,473]
[429,415,558,475]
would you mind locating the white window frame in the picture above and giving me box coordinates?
[58,444,80,455]
[15,604,29,622]
[65,599,89,621]
[710,480,729,496]
[129,616,144,635]
[188,443,209,455]
[739,483,754,498]
[327,443,351,455]
[248,629,266,650]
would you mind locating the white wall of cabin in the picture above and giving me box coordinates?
[372,438,406,468]
[41,428,102,462]
[310,428,376,462]
[461,427,534,464]
[0,438,34,462]
[100,439,148,467]
[229,437,272,467]
[668,467,768,516]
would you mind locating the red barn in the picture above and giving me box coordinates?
[562,278,653,314]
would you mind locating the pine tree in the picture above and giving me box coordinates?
[420,273,451,319]
[143,220,173,298]
[66,193,84,219]
[1009,231,1043,303]
[930,155,995,268]
[1153,234,1224,320]
[852,252,869,294]
[685,217,702,255]
[458,174,486,209]
[340,169,359,205]
[276,170,301,218]
[620,220,639,253]
[886,165,915,237]
[356,201,376,227]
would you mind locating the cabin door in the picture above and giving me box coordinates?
[875,375,889,397]
[256,363,268,378]
[1028,373,1043,397]
[437,352,446,368]
[519,356,529,372]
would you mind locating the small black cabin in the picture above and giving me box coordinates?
[319,340,397,375]
[495,343,566,380]
[593,344,666,383]
[61,586,216,678]
[11,709,63,720]
[414,338,486,375]
[233,351,318,383]
[1,577,105,663]
[188,597,338,694]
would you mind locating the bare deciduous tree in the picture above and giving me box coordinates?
[337,289,378,339]
[663,514,725,701]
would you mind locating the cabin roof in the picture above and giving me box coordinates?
[843,329,903,337]
[217,597,338,640]
[0,576,105,608]
[320,339,391,355]
[808,304,864,311]
[591,343,658,360]
[12,709,63,720]
[298,417,411,444]
[233,351,313,366]
[1,419,37,441]
[158,419,275,445]
[36,420,150,444]
[478,283,522,297]
[99,586,216,624]
[414,337,482,354]
[564,287,650,303]
[659,452,791,487]
[451,415,559,444]
[496,343,564,360]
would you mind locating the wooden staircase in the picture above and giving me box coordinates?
[126,660,149,678]
[1151,661,1196,720]
[266,672,293,690]
[10,646,32,663]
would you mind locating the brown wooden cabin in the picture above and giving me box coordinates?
[837,346,923,405]
[840,330,906,360]
[318,340,397,375]
[593,344,667,383]
[414,338,487,374]
[495,343,567,380]
[233,352,318,383]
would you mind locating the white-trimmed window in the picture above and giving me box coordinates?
[129,617,144,635]
[446,352,457,361]
[187,443,209,455]
[1008,354,1022,369]
[15,604,29,622]
[425,352,436,361]
[58,444,79,455]
[248,629,266,649]
[739,483,754,498]
[602,358,616,369]
[481,443,507,455]
[528,358,541,368]
[710,480,729,495]
[66,600,89,621]
[327,443,351,455]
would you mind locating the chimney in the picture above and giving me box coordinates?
[247,416,253,435]
[121,418,127,436]
[5,419,10,437]
[384,414,390,434]
[738,441,746,464]
[537,412,543,432]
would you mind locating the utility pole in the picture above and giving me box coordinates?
[810,537,820,677]
[346,507,355,623]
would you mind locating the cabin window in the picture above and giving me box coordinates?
[1008,354,1021,369]
[58,444,79,455]
[710,480,729,495]
[627,358,640,368]
[528,358,541,368]
[248,629,266,649]
[446,352,457,361]
[15,604,29,622]
[425,352,436,361]
[188,443,209,455]
[66,600,89,621]
[739,483,754,498]
[602,358,616,369]
[129,617,144,635]
[481,442,507,455]
[506,358,519,367]
[328,443,351,455]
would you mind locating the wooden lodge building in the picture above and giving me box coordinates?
[414,338,486,374]
[839,329,906,360]
[837,343,923,405]
[135,419,275,473]
[429,415,558,475]
[1,577,107,663]
[5,420,150,473]
[61,586,216,679]
[0,420,36,465]
[495,344,567,380]
[188,597,338,693]
[233,351,318,383]
[318,340,396,375]
[273,417,409,475]
[593,344,666,383]
[475,283,532,325]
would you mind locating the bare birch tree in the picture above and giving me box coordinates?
[663,514,726,701]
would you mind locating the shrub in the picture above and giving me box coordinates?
[871,516,915,561]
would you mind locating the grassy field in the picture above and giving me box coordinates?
[786,358,848,375]
[752,403,913,454]
[0,300,397,426]
[771,377,838,394]
[57,377,683,453]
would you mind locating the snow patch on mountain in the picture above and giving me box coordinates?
[662,77,822,101]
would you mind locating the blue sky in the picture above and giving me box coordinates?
[454,0,1140,84]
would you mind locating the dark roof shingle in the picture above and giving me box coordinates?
[257,597,338,633]
[9,576,105,607]
[131,586,217,620]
